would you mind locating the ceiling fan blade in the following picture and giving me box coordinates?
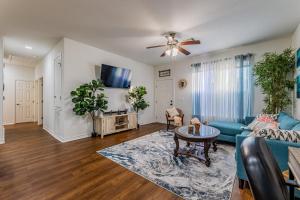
[180,40,200,45]
[160,51,166,57]
[146,45,166,49]
[178,46,191,55]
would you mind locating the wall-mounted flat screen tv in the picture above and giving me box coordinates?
[99,64,132,89]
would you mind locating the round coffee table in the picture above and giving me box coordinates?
[174,125,220,167]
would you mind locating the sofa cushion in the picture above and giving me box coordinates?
[209,121,244,136]
[292,123,300,131]
[278,112,300,130]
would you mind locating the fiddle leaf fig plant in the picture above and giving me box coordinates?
[71,80,108,137]
[253,48,295,114]
[128,86,150,128]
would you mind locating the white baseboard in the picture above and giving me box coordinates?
[43,126,65,143]
[63,132,90,142]
[3,122,15,126]
[43,126,90,143]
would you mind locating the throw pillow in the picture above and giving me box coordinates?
[292,123,300,131]
[166,107,179,118]
[278,112,300,130]
[252,128,300,143]
[246,114,278,131]
[246,120,279,131]
[256,113,278,121]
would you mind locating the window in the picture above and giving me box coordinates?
[192,54,253,122]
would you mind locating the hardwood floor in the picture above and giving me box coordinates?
[0,123,252,200]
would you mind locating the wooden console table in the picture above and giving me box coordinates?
[95,112,137,138]
[288,147,300,200]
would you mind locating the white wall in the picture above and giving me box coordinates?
[62,38,155,141]
[155,36,292,124]
[35,39,64,141]
[0,38,4,144]
[292,24,300,120]
[3,64,35,124]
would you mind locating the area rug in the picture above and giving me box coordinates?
[97,131,236,200]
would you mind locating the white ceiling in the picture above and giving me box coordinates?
[1,0,300,66]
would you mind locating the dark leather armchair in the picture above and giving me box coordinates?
[240,137,299,200]
[165,108,184,131]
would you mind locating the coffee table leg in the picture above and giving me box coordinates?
[174,134,179,157]
[213,141,217,152]
[204,142,211,167]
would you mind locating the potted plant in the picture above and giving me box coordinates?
[254,48,295,114]
[128,86,150,128]
[71,80,108,137]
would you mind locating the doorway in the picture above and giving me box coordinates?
[155,79,174,123]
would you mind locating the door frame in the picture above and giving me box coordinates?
[154,78,175,123]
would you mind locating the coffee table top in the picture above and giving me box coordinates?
[175,125,220,140]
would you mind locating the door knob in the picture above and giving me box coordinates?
[16,104,20,106]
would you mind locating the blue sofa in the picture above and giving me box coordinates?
[208,117,254,143]
[209,112,300,196]
[236,112,300,191]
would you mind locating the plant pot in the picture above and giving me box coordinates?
[91,132,97,137]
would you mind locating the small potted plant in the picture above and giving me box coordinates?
[128,86,150,128]
[71,80,108,137]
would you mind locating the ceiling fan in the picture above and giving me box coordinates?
[146,32,200,57]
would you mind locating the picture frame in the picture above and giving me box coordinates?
[297,75,300,99]
[297,48,300,68]
[159,69,171,77]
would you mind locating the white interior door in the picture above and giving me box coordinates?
[34,80,39,122]
[37,78,43,125]
[16,80,34,123]
[155,79,174,123]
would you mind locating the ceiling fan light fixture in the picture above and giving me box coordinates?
[166,47,178,57]
[146,32,199,57]
[172,47,178,57]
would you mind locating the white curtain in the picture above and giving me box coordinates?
[192,55,253,122]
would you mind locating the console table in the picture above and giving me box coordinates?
[95,112,137,138]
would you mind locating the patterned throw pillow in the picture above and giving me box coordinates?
[256,113,278,121]
[246,113,278,131]
[252,128,300,143]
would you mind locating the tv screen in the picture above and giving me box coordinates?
[99,64,132,89]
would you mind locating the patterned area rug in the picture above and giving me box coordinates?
[97,131,236,200]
